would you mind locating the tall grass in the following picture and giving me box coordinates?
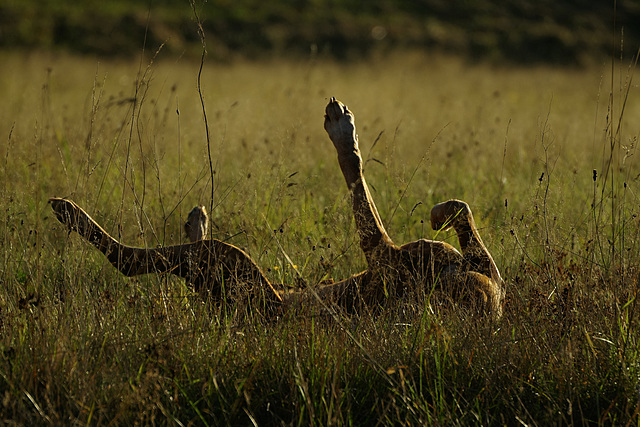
[0,49,639,424]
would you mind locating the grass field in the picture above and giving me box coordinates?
[1,49,640,424]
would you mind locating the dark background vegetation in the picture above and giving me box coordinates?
[2,0,640,64]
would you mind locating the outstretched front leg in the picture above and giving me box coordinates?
[49,197,172,276]
[49,198,282,316]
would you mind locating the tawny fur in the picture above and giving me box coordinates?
[49,198,282,318]
[184,205,209,242]
[320,98,505,317]
[48,100,505,319]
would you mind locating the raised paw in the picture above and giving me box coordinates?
[430,199,470,231]
[184,205,209,242]
[324,97,359,156]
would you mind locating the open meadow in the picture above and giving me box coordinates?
[1,50,640,424]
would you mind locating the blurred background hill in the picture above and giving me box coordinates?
[1,0,639,64]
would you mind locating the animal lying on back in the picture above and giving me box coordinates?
[319,98,505,317]
[48,99,505,320]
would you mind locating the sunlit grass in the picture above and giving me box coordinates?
[1,49,639,424]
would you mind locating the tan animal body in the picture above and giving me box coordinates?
[48,99,504,319]
[319,98,505,317]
